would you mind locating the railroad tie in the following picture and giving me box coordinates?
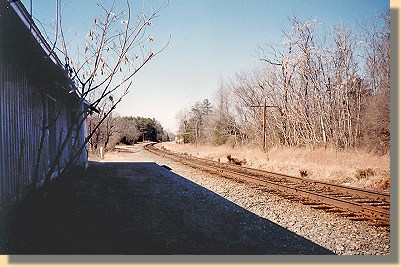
[310,204,334,210]
[348,216,370,221]
[301,201,321,205]
[326,208,346,213]
[369,220,390,228]
[339,212,358,217]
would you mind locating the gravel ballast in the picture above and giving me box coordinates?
[103,144,391,255]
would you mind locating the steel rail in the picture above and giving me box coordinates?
[156,148,389,204]
[144,144,390,227]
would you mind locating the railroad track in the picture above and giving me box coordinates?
[144,143,390,229]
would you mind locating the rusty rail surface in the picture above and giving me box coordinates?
[144,143,390,228]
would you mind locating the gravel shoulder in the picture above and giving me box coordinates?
[0,145,332,255]
[0,143,390,255]
[101,144,391,255]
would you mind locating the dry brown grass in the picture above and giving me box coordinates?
[157,142,390,193]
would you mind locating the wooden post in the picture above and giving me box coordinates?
[263,98,267,150]
[248,98,278,152]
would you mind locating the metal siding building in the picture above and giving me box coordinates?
[0,1,88,207]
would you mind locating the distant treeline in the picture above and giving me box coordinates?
[177,12,390,154]
[88,115,174,151]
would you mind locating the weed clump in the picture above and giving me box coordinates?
[356,168,375,179]
[376,176,390,192]
[299,169,308,177]
[227,154,247,166]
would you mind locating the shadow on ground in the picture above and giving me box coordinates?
[0,161,335,255]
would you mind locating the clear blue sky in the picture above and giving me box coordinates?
[21,0,389,132]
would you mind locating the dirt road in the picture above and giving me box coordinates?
[0,144,334,254]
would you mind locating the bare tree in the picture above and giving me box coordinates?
[175,12,389,154]
[112,116,142,145]
[227,14,389,152]
[34,0,169,185]
[176,107,190,143]
[359,10,390,153]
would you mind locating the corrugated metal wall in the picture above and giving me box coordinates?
[0,59,41,205]
[0,58,81,207]
[0,0,88,209]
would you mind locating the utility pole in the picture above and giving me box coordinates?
[249,98,278,151]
